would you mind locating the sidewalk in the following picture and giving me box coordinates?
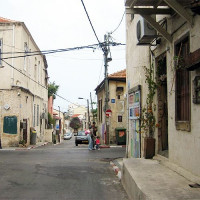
[0,142,49,151]
[120,158,200,200]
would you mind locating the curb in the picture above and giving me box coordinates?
[30,142,49,149]
[100,145,126,149]
[110,161,122,180]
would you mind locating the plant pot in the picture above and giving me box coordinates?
[144,137,155,159]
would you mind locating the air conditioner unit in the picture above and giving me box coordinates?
[137,17,157,45]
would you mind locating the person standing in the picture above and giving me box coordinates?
[96,136,100,150]
[92,122,97,149]
[87,127,93,150]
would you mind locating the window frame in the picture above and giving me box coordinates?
[175,34,191,131]
[0,39,2,66]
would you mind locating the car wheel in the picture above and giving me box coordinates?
[75,143,78,146]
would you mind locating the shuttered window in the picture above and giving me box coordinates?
[175,36,190,130]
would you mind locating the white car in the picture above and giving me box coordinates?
[64,132,72,140]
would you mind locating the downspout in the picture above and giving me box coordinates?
[125,82,129,158]
[11,24,15,86]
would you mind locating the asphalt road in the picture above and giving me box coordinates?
[0,136,129,200]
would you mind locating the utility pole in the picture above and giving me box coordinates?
[103,33,112,145]
[90,92,94,122]
[87,99,90,128]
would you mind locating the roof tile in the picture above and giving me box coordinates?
[108,69,126,78]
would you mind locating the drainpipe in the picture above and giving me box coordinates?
[11,24,15,86]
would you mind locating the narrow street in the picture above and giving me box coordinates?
[0,136,129,200]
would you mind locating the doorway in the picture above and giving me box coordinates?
[156,55,168,157]
[23,119,28,143]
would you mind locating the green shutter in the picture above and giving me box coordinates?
[3,116,17,134]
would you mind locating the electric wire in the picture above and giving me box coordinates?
[1,42,125,60]
[110,11,125,34]
[1,59,48,90]
[80,0,101,47]
[1,58,81,109]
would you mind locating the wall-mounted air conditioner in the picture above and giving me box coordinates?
[136,17,157,45]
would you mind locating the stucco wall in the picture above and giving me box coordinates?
[126,10,200,177]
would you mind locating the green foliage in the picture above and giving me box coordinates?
[141,64,157,137]
[91,108,97,118]
[48,81,59,99]
[48,112,55,126]
[69,117,82,130]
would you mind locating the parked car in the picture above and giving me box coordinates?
[64,132,72,140]
[75,131,88,146]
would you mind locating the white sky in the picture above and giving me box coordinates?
[1,0,126,112]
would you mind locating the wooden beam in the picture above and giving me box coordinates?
[141,14,172,43]
[154,0,163,8]
[126,8,172,15]
[163,0,193,26]
[125,0,137,7]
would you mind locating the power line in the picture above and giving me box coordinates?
[1,42,125,60]
[110,11,125,34]
[1,59,48,90]
[1,59,83,109]
[80,0,101,46]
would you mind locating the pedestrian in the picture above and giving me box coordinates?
[96,136,100,150]
[92,122,97,149]
[87,127,93,150]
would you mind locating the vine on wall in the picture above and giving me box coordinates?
[141,64,158,137]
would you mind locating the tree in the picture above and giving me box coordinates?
[48,81,59,99]
[69,117,82,132]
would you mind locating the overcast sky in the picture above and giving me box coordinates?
[1,0,126,112]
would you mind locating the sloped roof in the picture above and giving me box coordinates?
[108,69,126,78]
[0,17,17,23]
[71,114,81,118]
[95,69,126,92]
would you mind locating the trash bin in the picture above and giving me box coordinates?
[30,129,37,145]
[115,128,126,145]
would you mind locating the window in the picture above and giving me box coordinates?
[24,42,28,71]
[175,36,190,131]
[38,61,40,83]
[33,104,36,127]
[34,57,37,80]
[116,87,124,96]
[98,99,102,122]
[0,39,2,66]
[37,105,39,126]
[118,115,122,122]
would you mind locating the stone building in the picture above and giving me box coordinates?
[95,69,126,144]
[0,17,48,147]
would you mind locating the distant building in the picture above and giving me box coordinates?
[95,69,126,144]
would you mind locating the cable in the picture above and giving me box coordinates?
[1,59,83,109]
[80,0,101,47]
[1,42,125,60]
[1,59,48,90]
[110,11,125,34]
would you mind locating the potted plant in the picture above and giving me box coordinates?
[141,64,157,159]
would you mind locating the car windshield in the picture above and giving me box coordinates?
[77,131,86,136]
[66,132,71,135]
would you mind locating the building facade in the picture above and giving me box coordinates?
[125,0,200,180]
[95,69,127,144]
[0,17,48,147]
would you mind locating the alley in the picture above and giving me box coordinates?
[0,137,128,200]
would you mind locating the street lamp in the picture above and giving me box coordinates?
[78,97,90,129]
